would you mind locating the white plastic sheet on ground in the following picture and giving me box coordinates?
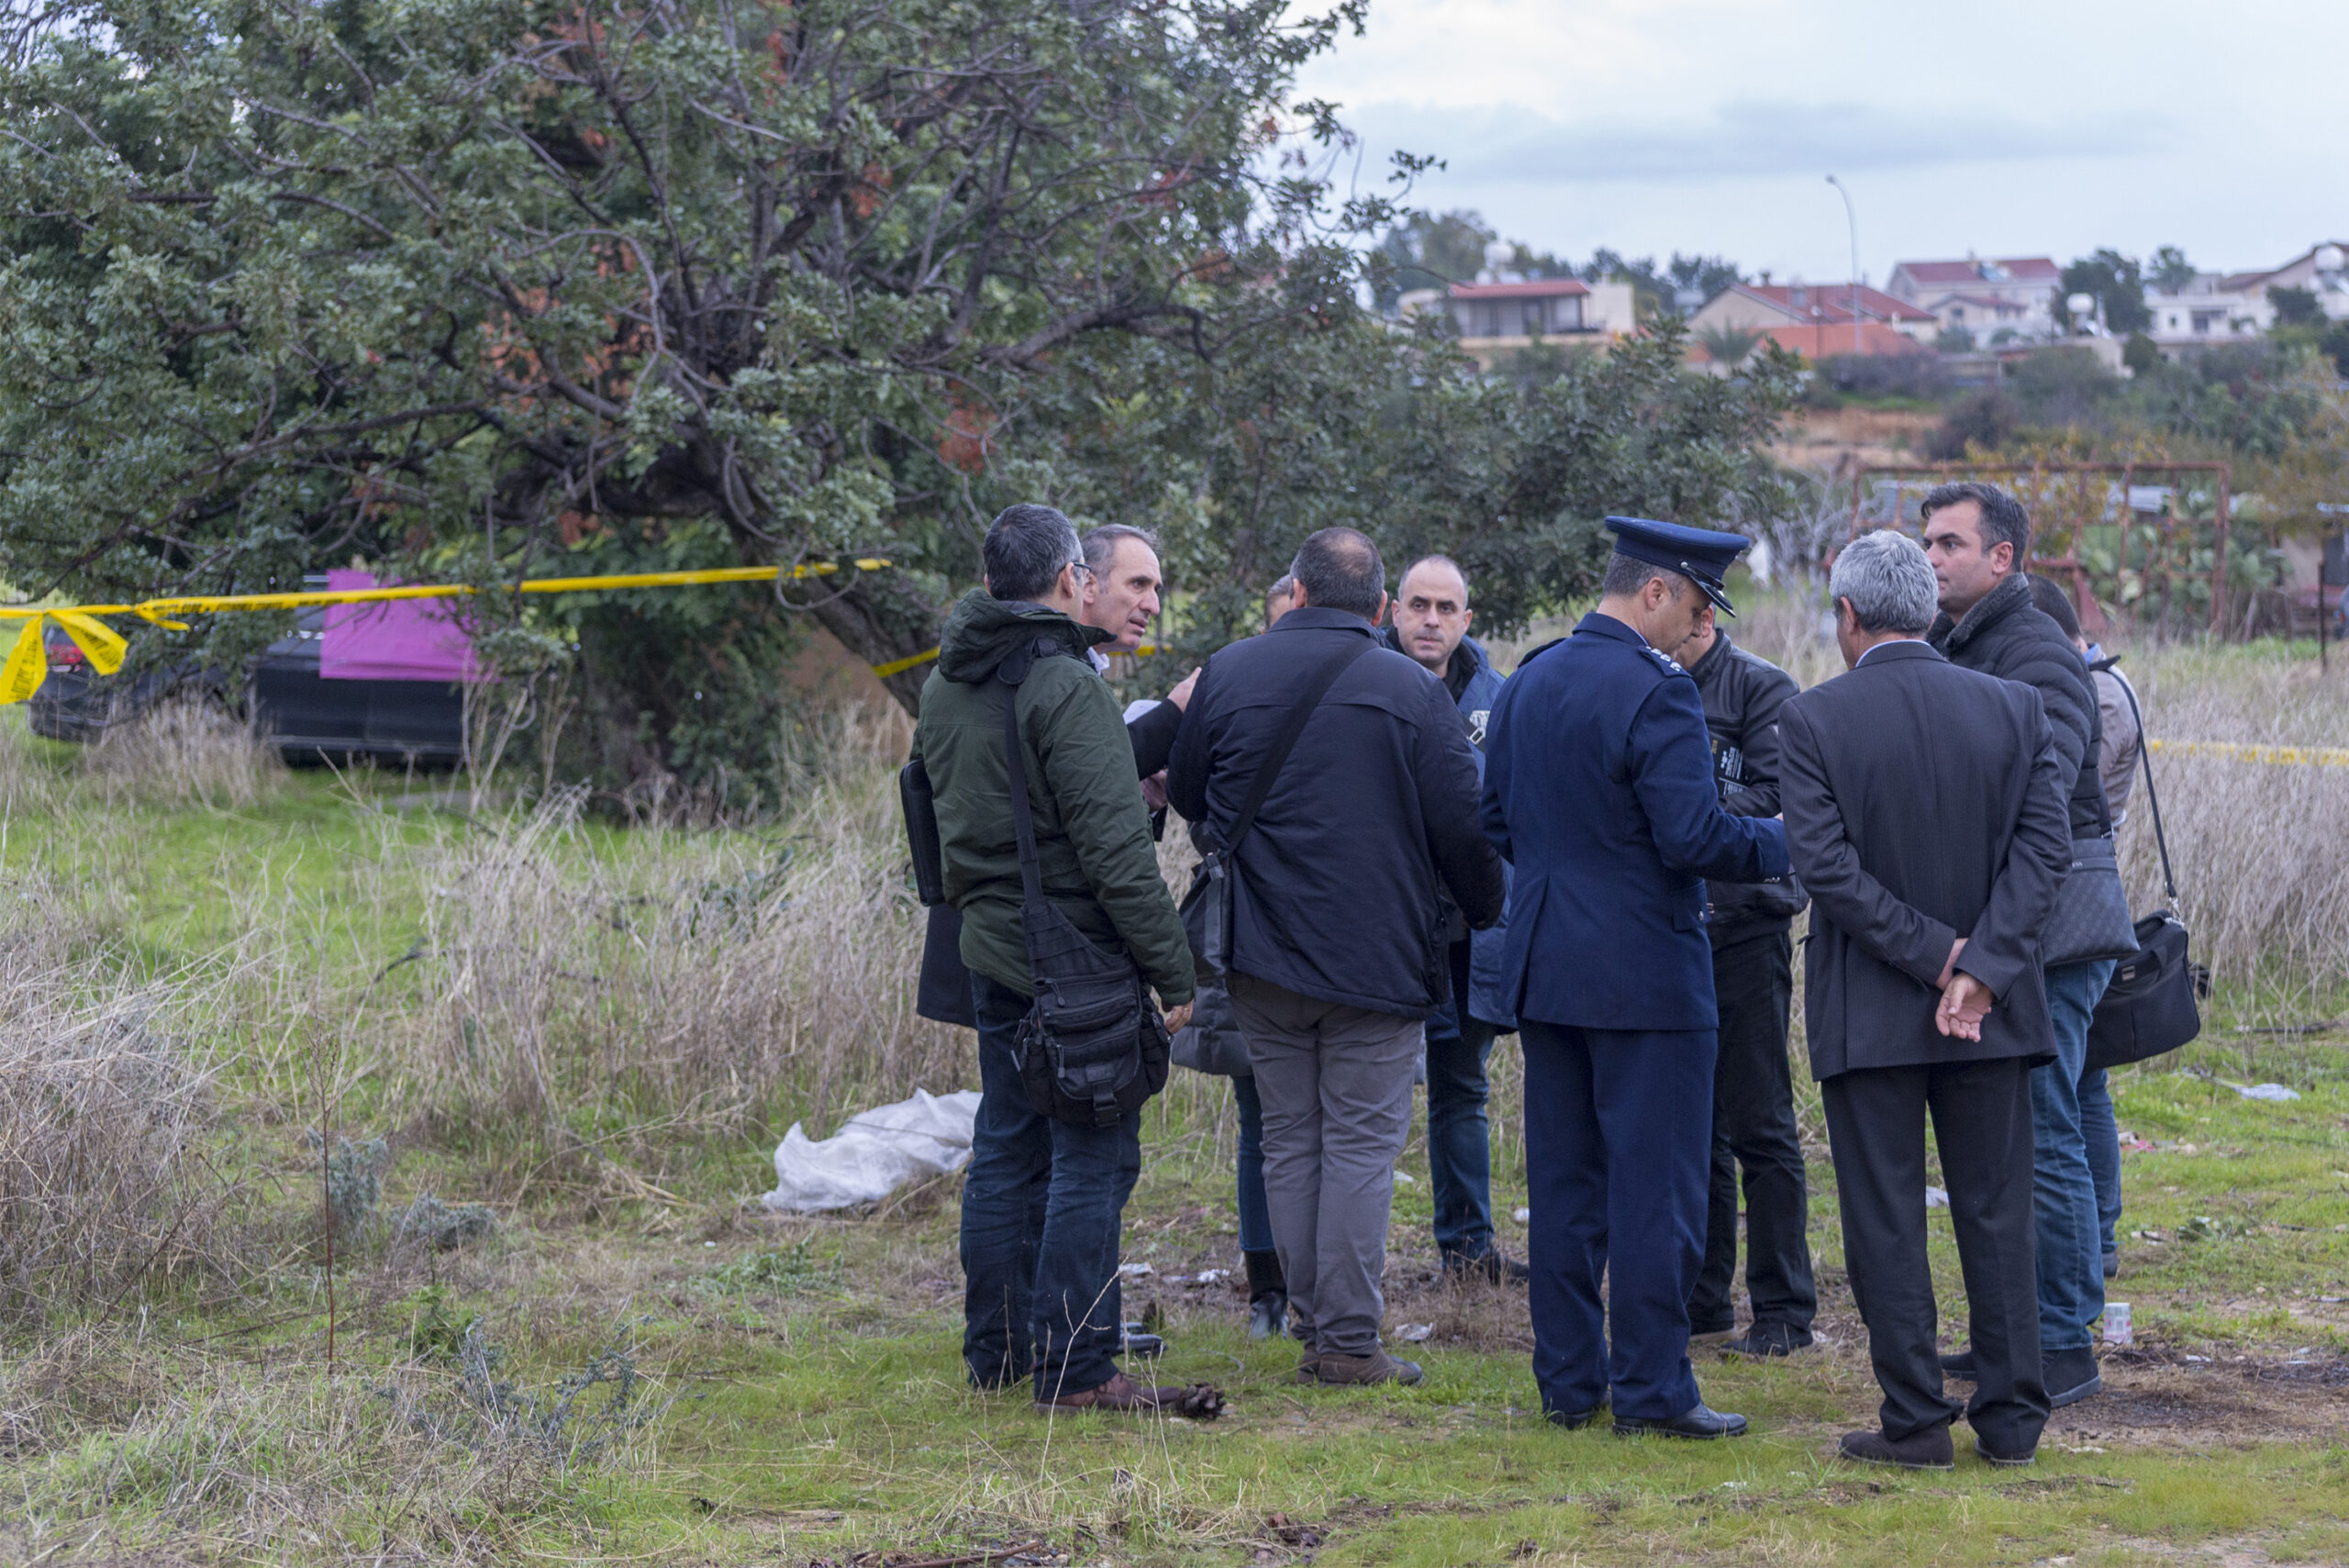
[761,1088,983,1213]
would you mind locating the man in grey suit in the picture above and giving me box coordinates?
[1778,529,2072,1470]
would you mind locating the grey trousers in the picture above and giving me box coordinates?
[1230,973,1421,1356]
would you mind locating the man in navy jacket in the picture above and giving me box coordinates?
[1481,517,1788,1438]
[1383,555,1521,1282]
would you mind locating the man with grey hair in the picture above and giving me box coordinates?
[1922,481,2116,1414]
[1778,527,2071,1469]
[912,503,1207,1415]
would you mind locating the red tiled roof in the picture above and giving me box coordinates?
[1734,283,1934,325]
[1894,257,2060,285]
[1446,278,1589,299]
[1702,322,1933,361]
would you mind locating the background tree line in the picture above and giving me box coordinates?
[0,0,1799,810]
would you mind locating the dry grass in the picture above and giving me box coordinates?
[0,884,228,1327]
[81,699,284,810]
[376,701,968,1171]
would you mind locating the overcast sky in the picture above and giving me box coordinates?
[1290,0,2348,285]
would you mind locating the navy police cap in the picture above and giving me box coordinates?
[1604,516,1752,617]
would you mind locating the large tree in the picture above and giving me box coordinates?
[0,0,1413,719]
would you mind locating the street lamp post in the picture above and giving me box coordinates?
[1827,174,1861,355]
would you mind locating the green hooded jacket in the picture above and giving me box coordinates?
[911,589,1195,1007]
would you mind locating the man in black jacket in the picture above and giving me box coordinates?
[1675,606,1817,1358]
[1922,482,2117,1411]
[1168,528,1506,1387]
[1781,528,2071,1469]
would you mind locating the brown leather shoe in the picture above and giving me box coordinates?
[1032,1372,1225,1419]
[1308,1349,1423,1386]
[1291,1352,1321,1384]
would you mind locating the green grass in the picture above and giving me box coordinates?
[6,672,2349,1565]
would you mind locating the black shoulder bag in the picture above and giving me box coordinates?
[2085,662,2207,1070]
[998,645,1171,1128]
[1178,637,1376,975]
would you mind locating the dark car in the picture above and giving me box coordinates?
[29,598,465,765]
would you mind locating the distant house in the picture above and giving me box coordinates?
[1397,277,1638,370]
[2142,275,2266,354]
[1687,281,1937,350]
[2220,241,2349,325]
[2140,243,2348,359]
[1886,255,2061,342]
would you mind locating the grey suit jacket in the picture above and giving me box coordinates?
[1778,639,2071,1079]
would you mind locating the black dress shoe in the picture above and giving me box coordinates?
[1722,1323,1813,1358]
[1613,1402,1748,1439]
[1544,1406,1604,1429]
[2102,1251,2120,1280]
[2045,1346,2102,1408]
[1940,1349,1977,1382]
[1837,1426,1954,1471]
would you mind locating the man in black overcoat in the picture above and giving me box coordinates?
[1777,529,2072,1470]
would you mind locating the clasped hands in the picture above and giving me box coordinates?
[1934,937,1993,1040]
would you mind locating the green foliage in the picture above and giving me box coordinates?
[2060,249,2152,334]
[0,0,1410,725]
[692,1240,839,1298]
[1354,321,1802,638]
[1372,208,1496,308]
[2271,285,2327,329]
[2124,330,2164,376]
[399,1283,484,1359]
[2151,244,2199,291]
[1694,323,1763,368]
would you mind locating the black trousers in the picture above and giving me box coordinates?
[1820,1057,2049,1453]
[1688,930,1816,1336]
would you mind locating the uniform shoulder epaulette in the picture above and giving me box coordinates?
[1642,644,1688,677]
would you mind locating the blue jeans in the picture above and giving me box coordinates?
[960,974,1141,1398]
[1230,1073,1275,1253]
[1424,986,1502,1262]
[2078,1065,2121,1258]
[2033,959,2117,1353]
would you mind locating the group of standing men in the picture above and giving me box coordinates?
[912,483,2130,1467]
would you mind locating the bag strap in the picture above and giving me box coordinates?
[996,638,1061,915]
[2094,655,2176,903]
[1213,634,1377,859]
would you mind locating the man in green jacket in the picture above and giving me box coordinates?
[914,503,1198,1413]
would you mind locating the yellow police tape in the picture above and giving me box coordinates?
[0,560,890,705]
[2147,737,2349,768]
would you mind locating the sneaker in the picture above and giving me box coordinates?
[1976,1438,2037,1467]
[1310,1349,1423,1386]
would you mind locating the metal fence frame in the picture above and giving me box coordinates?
[1852,462,2234,638]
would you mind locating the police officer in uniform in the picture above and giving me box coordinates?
[1676,602,1818,1357]
[1481,517,1790,1438]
